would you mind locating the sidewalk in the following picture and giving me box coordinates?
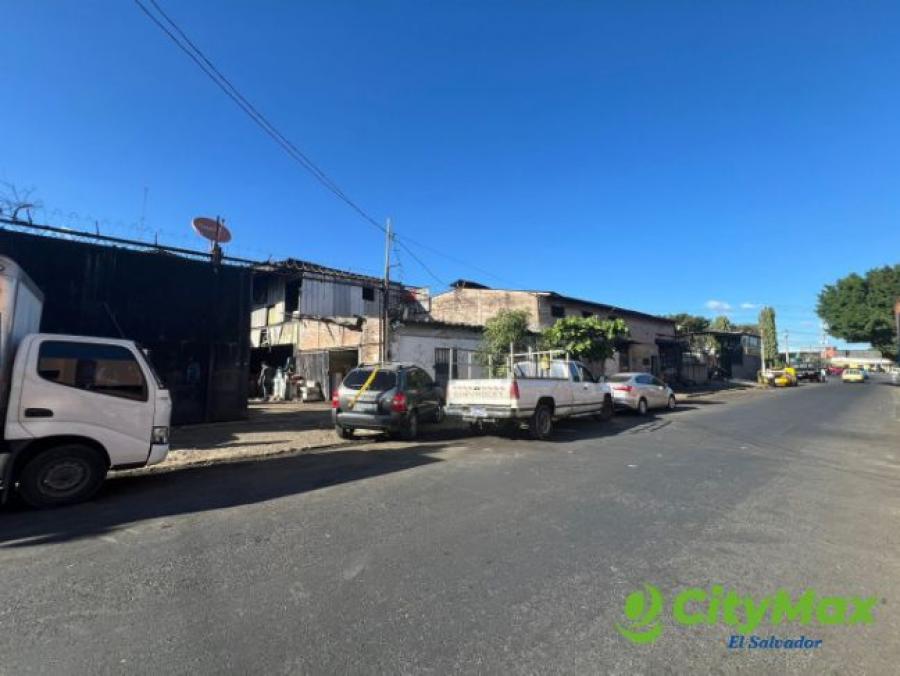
[162,401,355,470]
[674,379,760,399]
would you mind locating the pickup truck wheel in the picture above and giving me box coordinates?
[637,398,648,416]
[594,395,614,422]
[18,444,106,509]
[335,425,354,440]
[402,411,419,441]
[529,405,553,440]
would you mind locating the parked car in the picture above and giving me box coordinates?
[444,350,614,440]
[608,372,676,415]
[841,368,865,384]
[332,363,444,440]
[794,364,823,382]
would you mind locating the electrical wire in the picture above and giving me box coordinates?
[134,0,387,235]
[133,0,531,291]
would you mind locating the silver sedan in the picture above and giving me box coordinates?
[607,372,676,415]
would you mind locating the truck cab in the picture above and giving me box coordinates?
[1,334,171,507]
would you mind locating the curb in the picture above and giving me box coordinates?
[121,437,368,477]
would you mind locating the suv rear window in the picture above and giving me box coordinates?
[343,368,397,391]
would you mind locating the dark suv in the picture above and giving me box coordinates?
[332,363,444,440]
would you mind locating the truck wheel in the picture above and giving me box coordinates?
[594,395,614,422]
[637,398,648,416]
[528,404,553,440]
[402,411,419,441]
[335,425,354,440]
[18,444,107,509]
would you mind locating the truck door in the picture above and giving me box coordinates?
[18,338,155,466]
[569,362,601,412]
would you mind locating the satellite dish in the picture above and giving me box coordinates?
[191,216,232,244]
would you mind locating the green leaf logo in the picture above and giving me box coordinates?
[616,584,664,645]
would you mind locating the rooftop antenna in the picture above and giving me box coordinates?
[140,186,149,232]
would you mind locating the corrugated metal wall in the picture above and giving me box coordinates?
[0,229,252,424]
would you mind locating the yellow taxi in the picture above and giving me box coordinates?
[772,367,798,387]
[841,368,865,383]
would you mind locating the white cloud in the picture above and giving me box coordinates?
[705,299,732,312]
[740,302,758,310]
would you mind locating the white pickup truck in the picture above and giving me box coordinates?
[444,350,614,439]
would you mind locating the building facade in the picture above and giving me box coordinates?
[429,281,677,377]
[249,263,483,397]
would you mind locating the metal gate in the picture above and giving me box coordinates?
[296,350,329,397]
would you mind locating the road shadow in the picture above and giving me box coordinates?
[416,406,702,445]
[0,444,444,548]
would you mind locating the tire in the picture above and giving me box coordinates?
[637,398,648,416]
[667,395,677,410]
[432,402,445,424]
[528,404,554,440]
[335,425,354,440]
[402,411,419,441]
[18,444,107,509]
[594,395,614,422]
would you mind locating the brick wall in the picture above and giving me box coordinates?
[430,289,541,329]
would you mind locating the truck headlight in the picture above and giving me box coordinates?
[152,426,170,444]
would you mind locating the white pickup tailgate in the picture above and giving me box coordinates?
[446,379,513,407]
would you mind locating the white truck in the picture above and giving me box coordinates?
[0,256,171,508]
[444,349,614,439]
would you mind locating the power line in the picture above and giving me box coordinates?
[134,0,387,236]
[133,1,532,291]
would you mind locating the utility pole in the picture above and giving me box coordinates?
[381,218,393,364]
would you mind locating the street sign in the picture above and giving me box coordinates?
[191,217,232,244]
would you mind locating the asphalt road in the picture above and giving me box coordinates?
[2,377,899,675]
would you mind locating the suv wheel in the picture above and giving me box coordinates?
[402,411,419,441]
[335,425,354,440]
[18,444,107,508]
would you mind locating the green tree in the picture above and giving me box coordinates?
[710,315,734,332]
[817,265,900,358]
[666,313,710,335]
[758,306,779,367]
[541,316,630,363]
[481,309,532,368]
[733,323,759,334]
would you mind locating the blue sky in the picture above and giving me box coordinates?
[3,1,899,350]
